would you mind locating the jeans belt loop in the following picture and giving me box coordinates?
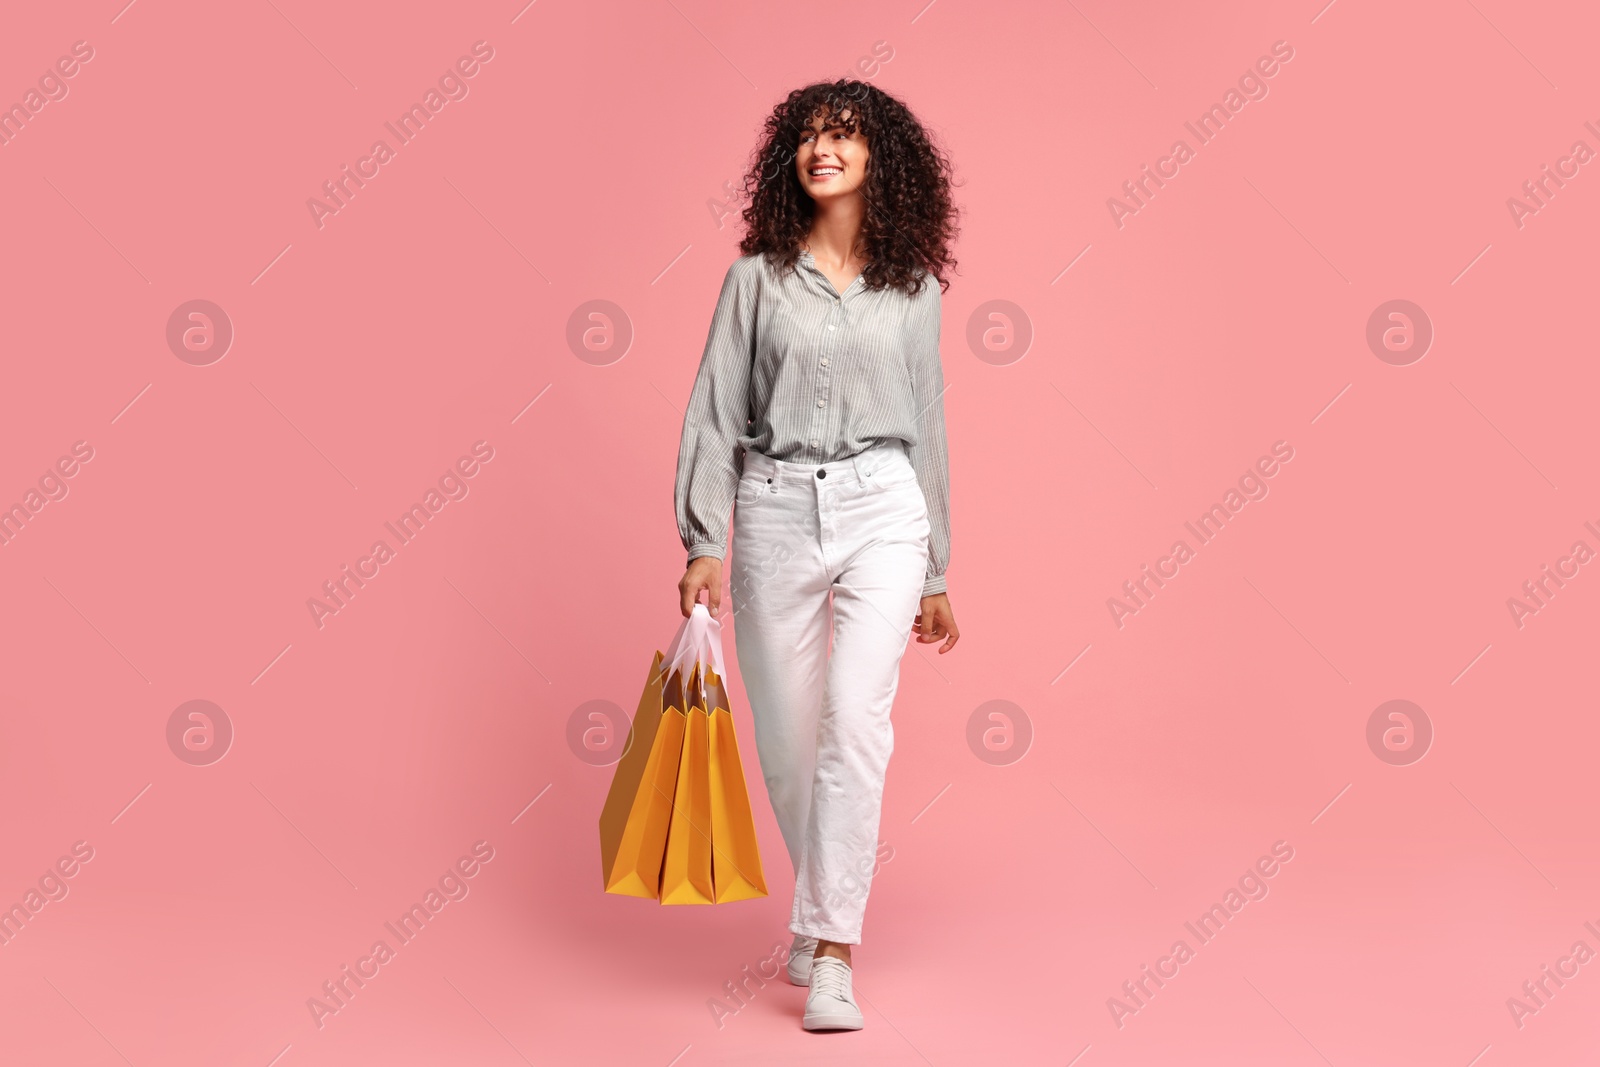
[851,449,873,487]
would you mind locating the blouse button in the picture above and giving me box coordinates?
[827,324,836,330]
[821,358,829,366]
[816,398,825,407]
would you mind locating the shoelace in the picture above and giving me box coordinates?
[810,957,852,1001]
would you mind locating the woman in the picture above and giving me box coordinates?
[673,79,961,1033]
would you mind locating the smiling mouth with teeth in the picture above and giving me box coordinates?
[809,168,842,179]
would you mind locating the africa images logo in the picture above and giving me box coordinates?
[306,41,496,229]
[306,441,497,629]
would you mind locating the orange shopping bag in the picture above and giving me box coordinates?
[601,605,767,904]
[600,604,737,900]
[659,664,716,904]
[704,666,768,903]
[598,650,688,899]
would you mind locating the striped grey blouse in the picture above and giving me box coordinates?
[674,249,951,597]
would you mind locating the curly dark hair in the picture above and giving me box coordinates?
[735,80,959,298]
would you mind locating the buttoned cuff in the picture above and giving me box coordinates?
[686,544,725,567]
[921,573,947,597]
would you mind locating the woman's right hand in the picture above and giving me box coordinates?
[679,556,723,618]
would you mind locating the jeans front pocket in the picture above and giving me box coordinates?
[734,471,773,510]
[864,462,919,494]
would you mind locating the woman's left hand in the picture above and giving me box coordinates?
[914,593,960,653]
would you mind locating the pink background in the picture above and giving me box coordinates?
[2,0,1598,1063]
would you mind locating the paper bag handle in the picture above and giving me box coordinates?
[662,602,726,685]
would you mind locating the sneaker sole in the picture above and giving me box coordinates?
[803,1012,864,1031]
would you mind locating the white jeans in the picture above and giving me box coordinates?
[728,440,930,945]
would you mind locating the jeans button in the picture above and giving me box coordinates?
[817,470,827,479]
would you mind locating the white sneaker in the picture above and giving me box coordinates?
[802,956,864,1031]
[786,933,819,986]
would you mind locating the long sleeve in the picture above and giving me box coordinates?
[674,258,756,566]
[905,277,951,597]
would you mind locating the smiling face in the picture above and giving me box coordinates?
[795,106,869,204]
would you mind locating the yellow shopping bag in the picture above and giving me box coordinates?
[705,667,768,903]
[660,664,716,905]
[598,651,688,899]
[600,605,767,905]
